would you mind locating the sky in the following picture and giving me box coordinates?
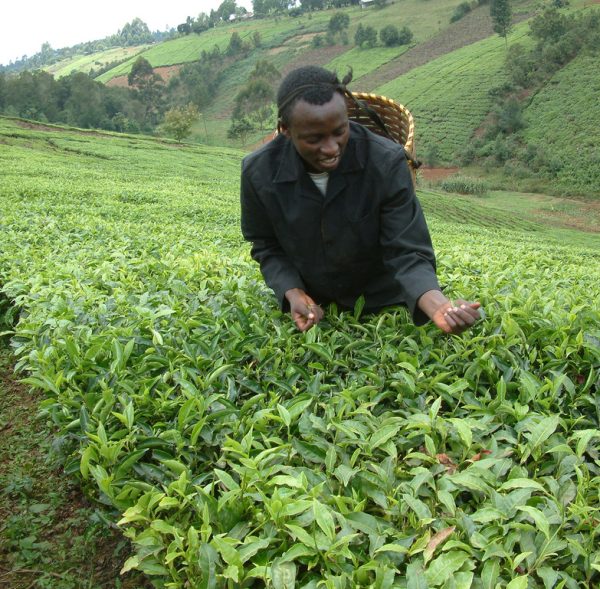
[0,0,252,66]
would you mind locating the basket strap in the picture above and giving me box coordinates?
[345,91,393,140]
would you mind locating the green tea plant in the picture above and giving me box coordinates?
[376,22,533,163]
[439,176,489,196]
[0,118,598,588]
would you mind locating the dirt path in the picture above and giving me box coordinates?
[0,346,151,589]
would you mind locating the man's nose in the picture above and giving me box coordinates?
[320,136,338,156]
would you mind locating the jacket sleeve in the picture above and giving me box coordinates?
[379,150,441,325]
[240,166,306,310]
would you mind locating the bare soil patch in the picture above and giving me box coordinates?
[420,167,460,182]
[281,44,349,77]
[106,64,182,88]
[267,46,290,55]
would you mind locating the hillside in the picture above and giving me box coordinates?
[2,0,592,195]
[1,116,599,587]
[523,52,600,195]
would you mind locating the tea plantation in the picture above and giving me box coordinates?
[0,117,599,588]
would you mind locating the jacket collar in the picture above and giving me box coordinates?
[273,122,365,184]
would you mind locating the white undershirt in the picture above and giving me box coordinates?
[308,171,329,196]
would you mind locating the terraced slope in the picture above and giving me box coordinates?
[375,22,533,162]
[523,52,600,195]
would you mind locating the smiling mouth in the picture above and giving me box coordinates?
[319,155,340,167]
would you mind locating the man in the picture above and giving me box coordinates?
[241,66,480,333]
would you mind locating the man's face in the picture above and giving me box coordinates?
[281,93,350,174]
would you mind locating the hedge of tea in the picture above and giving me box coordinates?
[0,118,599,588]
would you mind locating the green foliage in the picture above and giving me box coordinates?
[439,175,490,195]
[376,21,532,163]
[160,104,199,142]
[325,45,409,82]
[233,78,276,130]
[328,12,350,35]
[117,18,154,46]
[379,24,400,46]
[490,0,513,43]
[171,50,224,111]
[0,345,151,588]
[230,60,280,134]
[523,52,600,193]
[451,2,474,23]
[227,31,247,56]
[488,97,526,137]
[1,118,600,588]
[127,56,154,86]
[227,116,254,143]
[355,23,378,48]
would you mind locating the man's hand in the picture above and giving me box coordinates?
[285,288,324,332]
[418,290,481,334]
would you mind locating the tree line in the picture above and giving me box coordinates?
[0,29,274,142]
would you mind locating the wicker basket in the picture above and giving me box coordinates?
[346,91,418,185]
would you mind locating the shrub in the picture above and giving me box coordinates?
[380,25,400,47]
[312,34,325,48]
[355,23,378,48]
[440,175,489,195]
[397,25,414,45]
[450,2,473,23]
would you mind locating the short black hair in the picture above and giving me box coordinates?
[277,66,345,126]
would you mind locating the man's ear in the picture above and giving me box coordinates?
[279,120,291,138]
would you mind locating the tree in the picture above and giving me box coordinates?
[397,26,414,45]
[379,25,400,46]
[355,24,377,48]
[233,78,275,130]
[227,32,246,55]
[328,12,350,35]
[249,60,280,85]
[529,8,569,45]
[490,0,512,46]
[161,103,199,142]
[128,56,154,87]
[127,57,165,126]
[217,0,237,21]
[227,117,254,144]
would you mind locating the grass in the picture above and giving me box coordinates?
[325,45,410,82]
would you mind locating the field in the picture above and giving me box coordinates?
[45,45,150,79]
[325,46,410,83]
[0,117,599,588]
[375,22,532,162]
[523,52,600,195]
[95,0,473,85]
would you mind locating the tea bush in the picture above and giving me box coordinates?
[1,118,599,588]
[439,175,489,196]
